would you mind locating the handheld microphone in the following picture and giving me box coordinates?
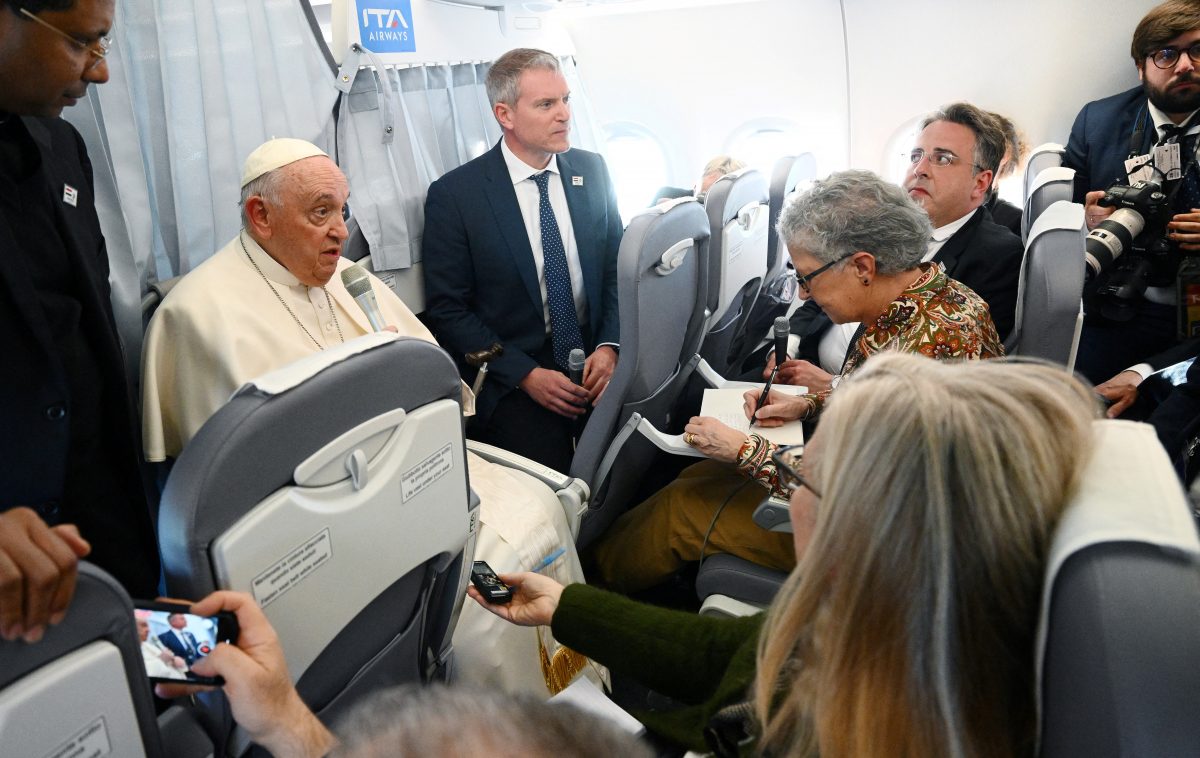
[568,348,586,385]
[773,316,790,368]
[340,263,386,332]
[465,343,504,396]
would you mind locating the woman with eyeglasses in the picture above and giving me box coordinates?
[471,353,1098,756]
[590,169,1005,594]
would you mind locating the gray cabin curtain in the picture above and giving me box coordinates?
[68,0,338,286]
[65,0,337,389]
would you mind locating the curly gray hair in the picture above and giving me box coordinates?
[776,169,932,275]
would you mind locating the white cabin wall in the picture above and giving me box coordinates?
[844,0,1155,178]
[560,0,849,192]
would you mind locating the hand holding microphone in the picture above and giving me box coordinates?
[568,348,586,386]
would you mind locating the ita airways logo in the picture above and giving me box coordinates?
[357,0,416,54]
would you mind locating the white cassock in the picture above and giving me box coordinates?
[142,233,601,696]
[141,636,187,680]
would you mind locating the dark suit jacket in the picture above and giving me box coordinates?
[158,629,202,664]
[768,207,1022,371]
[1063,86,1148,202]
[0,116,157,593]
[422,141,622,422]
[933,207,1023,341]
[986,195,1023,237]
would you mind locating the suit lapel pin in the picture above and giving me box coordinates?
[572,176,583,186]
[62,184,78,207]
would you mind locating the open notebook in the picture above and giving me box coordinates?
[699,384,807,446]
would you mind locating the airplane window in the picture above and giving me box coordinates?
[603,122,671,224]
[727,119,804,175]
[884,115,924,185]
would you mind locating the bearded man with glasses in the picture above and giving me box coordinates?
[1066,1,1200,387]
[0,0,161,646]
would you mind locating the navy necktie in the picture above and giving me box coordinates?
[1160,123,1200,214]
[532,171,583,369]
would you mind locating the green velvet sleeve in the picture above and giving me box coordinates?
[550,583,764,704]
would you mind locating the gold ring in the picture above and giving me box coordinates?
[685,432,696,445]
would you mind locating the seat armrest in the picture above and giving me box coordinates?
[753,496,792,532]
[699,594,766,618]
[634,416,706,458]
[694,357,727,389]
[466,440,591,539]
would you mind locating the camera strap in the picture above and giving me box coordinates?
[1128,104,1151,159]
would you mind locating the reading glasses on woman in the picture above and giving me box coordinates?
[19,7,112,70]
[771,444,821,497]
[795,252,853,294]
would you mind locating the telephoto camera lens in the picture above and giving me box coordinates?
[1085,208,1147,281]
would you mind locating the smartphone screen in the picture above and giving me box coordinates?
[132,601,238,686]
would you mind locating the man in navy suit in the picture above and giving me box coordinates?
[422,48,622,473]
[158,613,203,666]
[0,0,159,646]
[1065,1,1200,382]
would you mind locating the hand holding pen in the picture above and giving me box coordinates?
[749,364,780,428]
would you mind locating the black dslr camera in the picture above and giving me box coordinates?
[1084,180,1175,322]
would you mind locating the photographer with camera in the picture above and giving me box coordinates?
[1065,1,1200,383]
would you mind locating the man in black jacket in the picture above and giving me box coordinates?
[753,103,1022,389]
[0,0,159,644]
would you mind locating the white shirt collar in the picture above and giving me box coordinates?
[238,231,300,288]
[500,137,560,185]
[931,207,978,242]
[1147,100,1200,135]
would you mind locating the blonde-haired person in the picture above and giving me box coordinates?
[470,353,1099,756]
[698,155,747,197]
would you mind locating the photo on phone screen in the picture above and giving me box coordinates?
[132,601,238,686]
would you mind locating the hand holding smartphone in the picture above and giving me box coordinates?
[132,600,238,686]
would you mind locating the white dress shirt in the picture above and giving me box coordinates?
[500,139,588,333]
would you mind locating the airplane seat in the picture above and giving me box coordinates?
[729,154,816,370]
[342,214,372,265]
[140,275,182,332]
[566,197,711,549]
[1038,420,1200,757]
[697,168,770,377]
[1023,142,1065,205]
[156,333,478,745]
[0,563,211,757]
[1023,166,1075,244]
[1005,200,1086,368]
[694,494,792,618]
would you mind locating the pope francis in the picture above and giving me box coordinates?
[141,138,599,696]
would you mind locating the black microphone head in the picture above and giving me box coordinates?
[341,263,373,298]
[773,315,790,338]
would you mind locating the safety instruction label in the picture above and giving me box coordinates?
[402,443,453,503]
[44,716,110,758]
[253,529,333,608]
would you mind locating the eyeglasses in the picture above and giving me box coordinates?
[796,252,854,294]
[1149,42,1200,69]
[908,148,983,173]
[771,444,821,498]
[19,8,112,70]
